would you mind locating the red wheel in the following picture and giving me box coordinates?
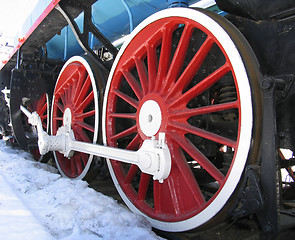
[51,56,100,179]
[31,93,49,130]
[103,8,262,231]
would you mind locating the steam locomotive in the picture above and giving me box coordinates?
[0,0,295,238]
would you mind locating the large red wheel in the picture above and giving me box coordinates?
[51,56,100,179]
[103,8,262,231]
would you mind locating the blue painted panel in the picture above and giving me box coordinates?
[46,0,201,60]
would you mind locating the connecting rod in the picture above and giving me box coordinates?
[20,106,171,182]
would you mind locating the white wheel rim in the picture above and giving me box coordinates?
[51,56,99,180]
[102,8,253,231]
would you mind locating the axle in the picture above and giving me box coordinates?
[20,106,171,183]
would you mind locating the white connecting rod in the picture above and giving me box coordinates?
[20,106,171,182]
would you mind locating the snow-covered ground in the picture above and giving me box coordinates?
[0,140,162,240]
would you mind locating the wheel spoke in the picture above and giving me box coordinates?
[71,79,77,101]
[65,84,72,103]
[53,116,63,121]
[153,178,184,215]
[73,71,90,102]
[137,173,151,201]
[75,91,94,113]
[166,177,182,215]
[171,101,239,119]
[38,102,47,116]
[125,165,139,184]
[74,75,91,106]
[80,152,88,166]
[166,37,214,100]
[153,181,162,214]
[56,102,64,112]
[74,110,96,119]
[155,24,174,91]
[122,134,142,184]
[108,112,136,120]
[146,44,158,92]
[75,121,95,133]
[55,65,80,93]
[59,92,67,107]
[169,122,236,148]
[169,133,225,183]
[164,24,193,91]
[134,57,148,95]
[110,125,137,141]
[70,157,76,176]
[113,89,139,109]
[37,94,46,111]
[170,63,231,108]
[169,146,206,207]
[40,114,47,121]
[74,155,83,174]
[73,125,91,142]
[64,155,70,171]
[126,134,142,150]
[74,71,87,100]
[121,70,143,100]
[40,115,47,127]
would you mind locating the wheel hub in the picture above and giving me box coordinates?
[51,56,99,179]
[139,100,162,137]
[63,108,72,130]
[103,7,258,231]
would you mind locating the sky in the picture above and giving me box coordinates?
[0,0,39,62]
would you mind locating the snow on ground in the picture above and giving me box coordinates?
[0,140,162,240]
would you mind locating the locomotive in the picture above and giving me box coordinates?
[0,0,295,238]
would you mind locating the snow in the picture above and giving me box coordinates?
[0,140,162,240]
[0,173,54,240]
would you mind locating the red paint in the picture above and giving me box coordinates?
[18,37,25,42]
[52,60,96,178]
[28,93,48,160]
[105,16,241,222]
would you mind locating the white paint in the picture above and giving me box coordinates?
[139,100,162,137]
[103,7,254,232]
[63,108,72,130]
[51,56,99,180]
[0,140,159,239]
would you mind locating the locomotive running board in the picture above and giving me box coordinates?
[20,106,171,183]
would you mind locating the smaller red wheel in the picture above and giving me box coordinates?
[27,93,50,162]
[51,56,100,179]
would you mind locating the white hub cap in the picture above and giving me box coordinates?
[63,108,72,130]
[51,56,100,180]
[102,7,262,233]
[139,100,162,137]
